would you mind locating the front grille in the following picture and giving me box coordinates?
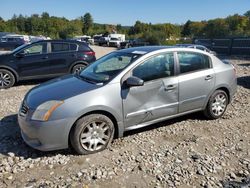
[20,102,29,117]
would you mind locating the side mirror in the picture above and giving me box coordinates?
[15,52,25,58]
[126,76,144,87]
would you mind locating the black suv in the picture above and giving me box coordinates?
[0,40,96,89]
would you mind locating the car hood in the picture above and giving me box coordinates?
[25,75,102,108]
[0,53,12,62]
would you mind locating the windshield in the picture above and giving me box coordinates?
[80,52,141,83]
[12,43,29,53]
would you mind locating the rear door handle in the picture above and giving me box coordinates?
[42,56,49,59]
[205,75,213,81]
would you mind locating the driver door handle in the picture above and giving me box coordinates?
[164,85,176,91]
[205,75,213,81]
[42,56,49,59]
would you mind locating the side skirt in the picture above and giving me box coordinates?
[125,108,203,131]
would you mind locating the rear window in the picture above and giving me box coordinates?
[51,43,69,52]
[78,44,91,51]
[178,52,211,74]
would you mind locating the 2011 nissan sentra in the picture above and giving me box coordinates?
[18,46,237,155]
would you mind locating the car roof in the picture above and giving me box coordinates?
[176,44,194,46]
[32,39,88,45]
[176,44,206,48]
[118,46,173,54]
[118,45,213,57]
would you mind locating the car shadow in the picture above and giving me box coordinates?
[0,112,204,158]
[124,112,205,137]
[0,114,71,158]
[238,76,250,89]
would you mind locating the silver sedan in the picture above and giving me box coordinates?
[18,46,237,155]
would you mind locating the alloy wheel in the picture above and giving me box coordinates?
[73,65,86,74]
[211,93,227,116]
[80,121,111,151]
[0,71,11,88]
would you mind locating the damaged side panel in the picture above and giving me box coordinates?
[122,77,178,128]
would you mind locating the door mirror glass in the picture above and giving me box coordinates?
[126,76,144,87]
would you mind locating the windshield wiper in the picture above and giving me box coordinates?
[76,74,101,84]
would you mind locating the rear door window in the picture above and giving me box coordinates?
[51,43,70,52]
[177,52,211,74]
[70,43,78,51]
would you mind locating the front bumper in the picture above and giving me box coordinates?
[18,115,75,151]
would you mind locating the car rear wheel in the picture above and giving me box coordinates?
[70,114,115,155]
[72,64,87,74]
[0,69,15,89]
[204,90,228,119]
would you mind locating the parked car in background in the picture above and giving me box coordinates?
[0,32,14,39]
[18,46,237,154]
[93,35,103,45]
[0,34,30,51]
[29,35,50,43]
[0,40,96,89]
[176,44,217,55]
[98,37,109,46]
[108,37,121,48]
[72,35,93,44]
[120,38,150,49]
[108,34,125,48]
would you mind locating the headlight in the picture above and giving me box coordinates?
[31,100,64,121]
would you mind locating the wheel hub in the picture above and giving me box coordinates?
[0,72,11,87]
[211,93,227,116]
[80,121,110,151]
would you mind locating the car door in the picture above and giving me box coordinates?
[16,42,51,78]
[47,42,77,75]
[122,52,179,128]
[177,51,215,113]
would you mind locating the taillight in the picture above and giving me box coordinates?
[84,51,95,56]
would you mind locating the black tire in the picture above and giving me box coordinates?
[70,114,115,155]
[0,69,15,89]
[203,90,228,119]
[71,64,87,74]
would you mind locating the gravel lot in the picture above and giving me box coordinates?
[0,47,249,187]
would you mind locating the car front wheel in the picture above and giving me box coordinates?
[0,69,15,89]
[204,90,228,119]
[70,114,115,155]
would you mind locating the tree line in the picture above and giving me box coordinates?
[0,11,250,44]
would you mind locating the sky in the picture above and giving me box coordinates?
[1,0,250,25]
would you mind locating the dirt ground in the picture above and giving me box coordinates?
[0,47,249,188]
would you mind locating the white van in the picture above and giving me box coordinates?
[108,34,126,47]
